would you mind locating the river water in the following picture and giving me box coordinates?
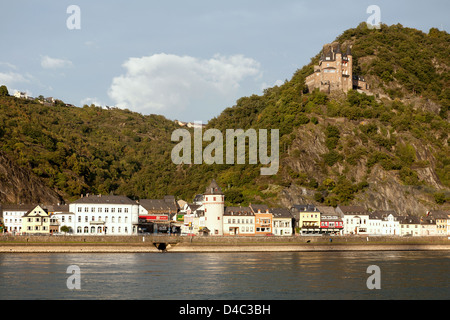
[0,251,448,300]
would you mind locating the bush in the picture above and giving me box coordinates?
[433,192,447,204]
[323,150,342,166]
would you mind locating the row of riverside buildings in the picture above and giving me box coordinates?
[0,180,449,237]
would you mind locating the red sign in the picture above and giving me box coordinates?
[139,215,169,221]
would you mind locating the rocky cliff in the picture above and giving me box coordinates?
[0,151,64,205]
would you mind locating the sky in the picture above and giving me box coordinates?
[0,0,448,123]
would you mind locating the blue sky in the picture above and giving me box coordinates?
[0,0,448,123]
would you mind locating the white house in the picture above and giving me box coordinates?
[223,206,255,236]
[14,91,28,99]
[368,211,383,235]
[336,205,369,235]
[180,203,204,235]
[69,194,139,235]
[379,211,400,235]
[398,215,421,236]
[46,204,76,234]
[271,208,293,236]
[1,204,35,234]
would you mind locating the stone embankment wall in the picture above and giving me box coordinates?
[1,234,448,245]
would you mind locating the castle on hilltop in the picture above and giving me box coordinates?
[305,42,368,94]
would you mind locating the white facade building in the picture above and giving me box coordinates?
[69,195,139,235]
[1,205,35,234]
[336,205,369,235]
[14,91,28,99]
[271,208,293,236]
[223,207,255,236]
[203,180,224,236]
[379,211,400,235]
[368,212,382,235]
[399,215,421,236]
[180,203,204,235]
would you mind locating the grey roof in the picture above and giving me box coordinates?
[1,204,36,212]
[46,204,70,213]
[316,206,336,215]
[224,206,253,216]
[369,211,383,220]
[291,204,318,212]
[72,195,137,205]
[398,215,420,225]
[204,179,223,195]
[193,194,204,203]
[427,211,449,219]
[271,208,292,219]
[186,204,202,212]
[373,210,398,220]
[249,204,269,213]
[139,198,178,212]
[337,205,368,215]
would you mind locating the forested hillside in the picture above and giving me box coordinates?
[0,23,448,215]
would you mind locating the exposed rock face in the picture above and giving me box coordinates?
[0,152,64,204]
[277,118,447,216]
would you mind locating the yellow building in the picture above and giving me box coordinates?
[291,205,321,235]
[22,205,57,235]
[428,211,449,235]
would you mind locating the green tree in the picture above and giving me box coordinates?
[0,85,9,96]
[60,225,71,234]
[433,192,447,205]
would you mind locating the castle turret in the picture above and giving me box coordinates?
[203,179,224,236]
[346,45,353,91]
[336,44,342,90]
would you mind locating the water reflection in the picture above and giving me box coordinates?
[0,251,448,300]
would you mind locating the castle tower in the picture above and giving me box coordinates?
[336,43,342,91]
[203,179,225,236]
[346,46,353,91]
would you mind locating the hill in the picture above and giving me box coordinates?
[0,23,449,214]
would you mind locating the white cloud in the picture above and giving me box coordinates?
[108,53,262,119]
[41,55,73,69]
[0,71,30,85]
[0,62,17,70]
[261,79,284,91]
[81,97,106,107]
